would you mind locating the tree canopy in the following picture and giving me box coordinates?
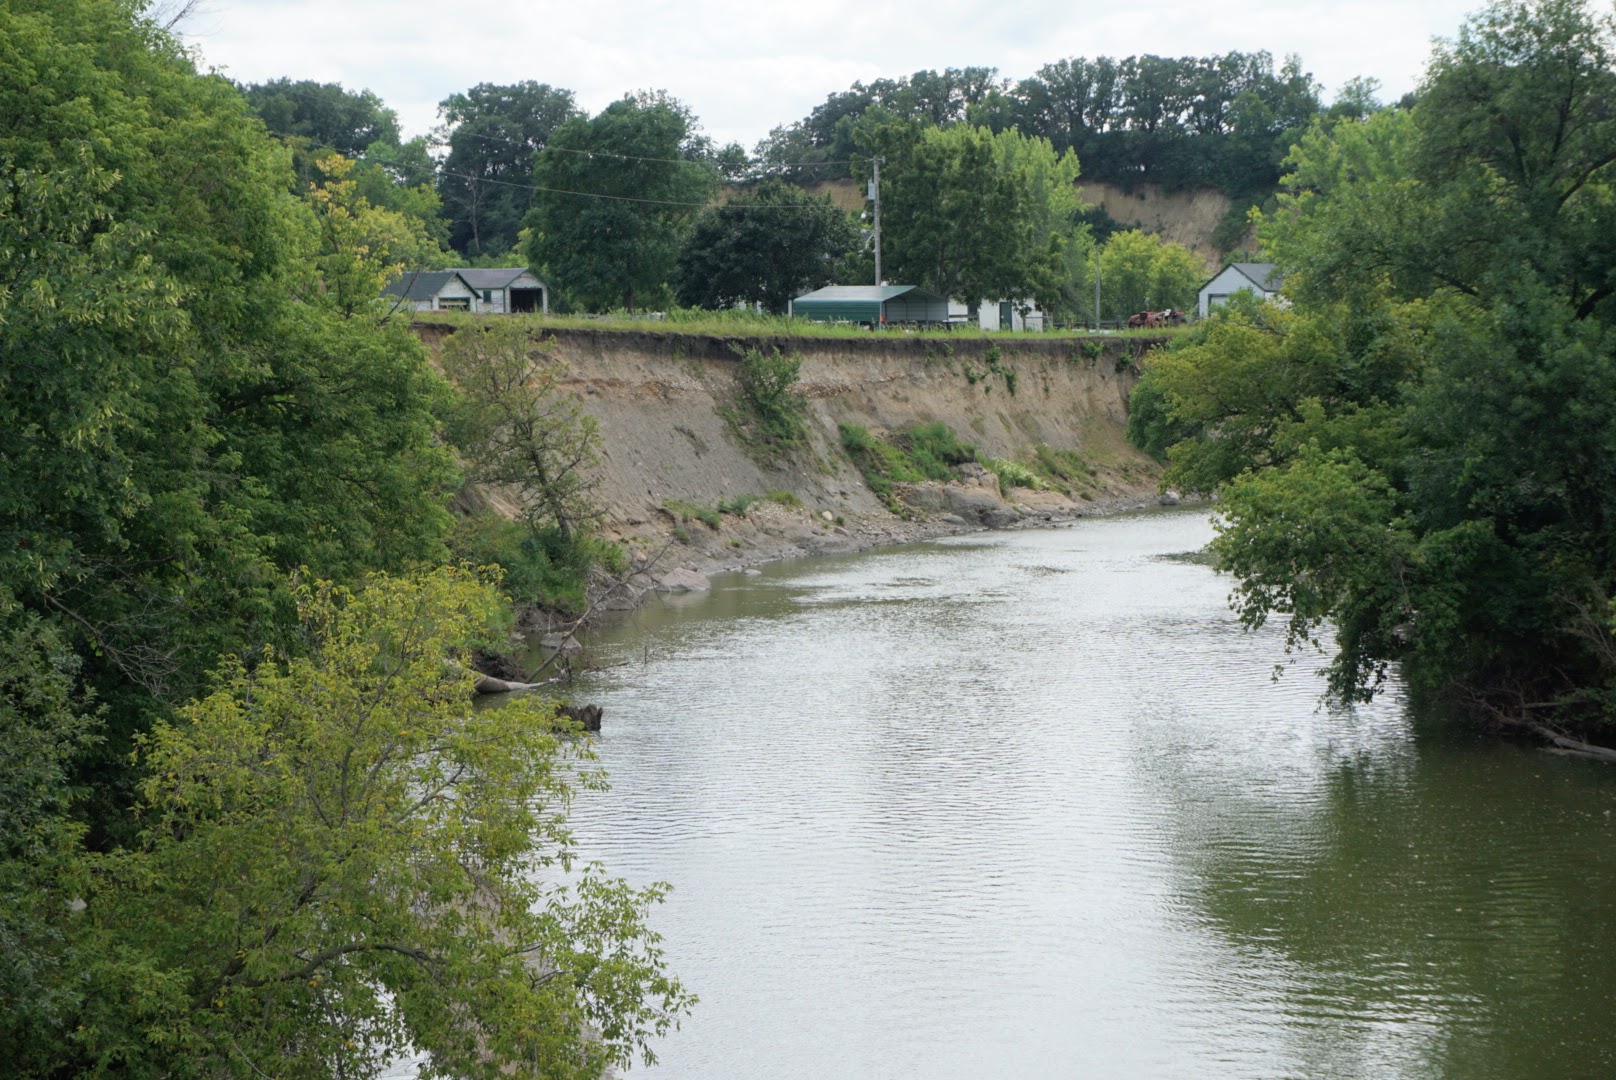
[523,95,718,311]
[0,2,688,1069]
[756,54,1321,201]
[436,81,581,257]
[1130,0,1616,743]
[1096,229,1206,320]
[240,76,401,157]
[675,180,859,313]
[859,121,1091,315]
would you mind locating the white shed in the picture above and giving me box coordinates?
[1198,262,1284,318]
[946,298,1046,331]
[452,267,549,315]
[382,270,481,313]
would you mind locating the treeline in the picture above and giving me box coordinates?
[1128,0,1616,748]
[1,0,689,1071]
[755,54,1340,198]
[234,74,1220,320]
[229,48,1364,310]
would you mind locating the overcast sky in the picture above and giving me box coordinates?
[184,0,1486,149]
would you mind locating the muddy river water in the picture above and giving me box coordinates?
[556,508,1616,1079]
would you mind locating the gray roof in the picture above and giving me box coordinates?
[450,267,541,290]
[795,285,947,304]
[382,270,473,302]
[1228,262,1284,291]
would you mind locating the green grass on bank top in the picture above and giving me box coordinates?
[408,306,1190,342]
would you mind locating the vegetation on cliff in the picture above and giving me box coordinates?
[1129,0,1616,746]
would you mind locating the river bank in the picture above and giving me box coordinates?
[417,321,1170,636]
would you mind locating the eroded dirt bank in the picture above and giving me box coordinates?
[418,324,1169,590]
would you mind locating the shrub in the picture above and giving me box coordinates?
[840,422,977,508]
[764,490,802,507]
[1030,445,1098,494]
[731,346,807,450]
[447,512,624,615]
[983,457,1045,491]
[666,500,721,529]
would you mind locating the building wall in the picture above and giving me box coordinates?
[433,277,478,312]
[1198,267,1272,318]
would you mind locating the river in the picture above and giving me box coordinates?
[557,508,1616,1079]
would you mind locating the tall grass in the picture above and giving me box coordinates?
[409,306,1189,343]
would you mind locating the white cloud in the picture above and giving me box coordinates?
[190,0,1479,147]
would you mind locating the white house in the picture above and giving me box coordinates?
[946,298,1047,331]
[1198,262,1284,318]
[382,270,480,313]
[451,267,549,315]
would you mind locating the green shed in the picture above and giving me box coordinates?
[792,285,950,326]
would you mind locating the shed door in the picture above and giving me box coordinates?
[999,301,1013,329]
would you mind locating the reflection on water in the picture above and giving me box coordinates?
[554,510,1616,1079]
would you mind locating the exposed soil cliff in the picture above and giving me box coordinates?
[417,324,1167,582]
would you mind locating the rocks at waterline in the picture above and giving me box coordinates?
[655,567,712,592]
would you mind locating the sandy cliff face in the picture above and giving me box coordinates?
[418,325,1166,570]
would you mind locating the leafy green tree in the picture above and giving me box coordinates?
[59,569,692,1077]
[675,180,858,312]
[309,154,454,310]
[858,121,1090,314]
[524,95,718,311]
[1133,0,1616,738]
[1097,229,1206,319]
[0,610,101,1068]
[437,81,581,257]
[240,77,400,156]
[440,321,603,543]
[0,0,458,837]
[753,67,1005,181]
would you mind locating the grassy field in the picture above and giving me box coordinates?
[407,306,1192,342]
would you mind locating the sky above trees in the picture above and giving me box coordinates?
[187,0,1483,149]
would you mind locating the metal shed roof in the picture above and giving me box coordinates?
[383,270,475,302]
[451,267,542,290]
[795,285,947,304]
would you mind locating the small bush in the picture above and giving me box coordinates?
[906,422,977,479]
[1029,445,1099,494]
[981,343,1017,394]
[840,422,977,509]
[731,346,807,451]
[447,512,622,615]
[764,490,802,508]
[983,457,1045,491]
[718,493,759,516]
[666,500,721,529]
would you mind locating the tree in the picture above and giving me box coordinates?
[0,0,458,840]
[524,96,718,311]
[675,180,858,312]
[859,121,1090,314]
[440,321,603,543]
[61,569,692,1077]
[436,81,581,257]
[1097,229,1206,319]
[240,76,401,163]
[1132,0,1616,740]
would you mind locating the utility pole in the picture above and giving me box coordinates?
[870,157,883,286]
[1093,246,1101,330]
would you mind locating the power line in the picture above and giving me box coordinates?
[442,170,865,213]
[449,129,861,171]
